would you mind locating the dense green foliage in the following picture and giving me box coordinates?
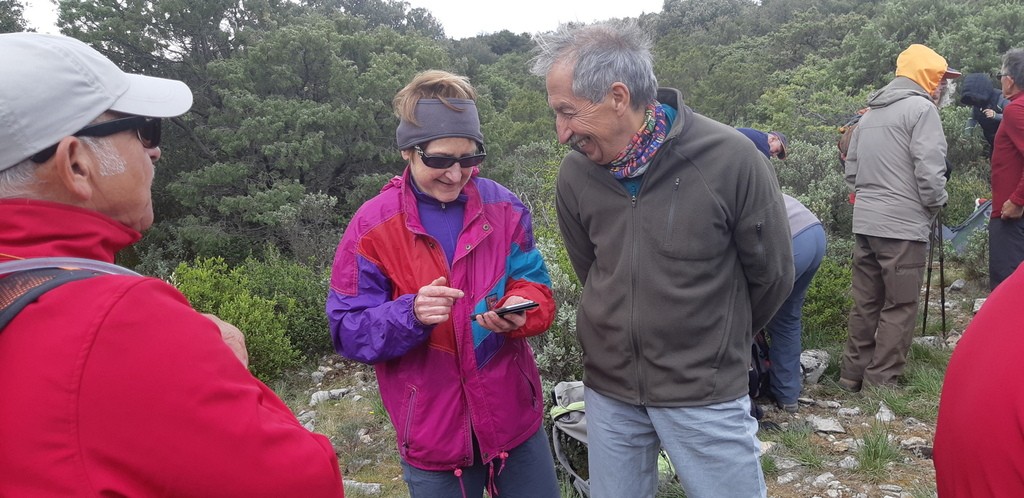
[171,254,332,380]
[4,0,1023,383]
[0,0,26,32]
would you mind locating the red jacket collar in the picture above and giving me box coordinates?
[0,199,141,263]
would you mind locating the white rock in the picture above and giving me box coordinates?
[875,402,895,424]
[343,480,382,495]
[900,436,928,449]
[838,407,861,417]
[812,472,836,487]
[807,415,846,433]
[800,349,830,384]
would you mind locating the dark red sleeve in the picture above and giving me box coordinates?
[501,278,555,339]
[1003,103,1024,206]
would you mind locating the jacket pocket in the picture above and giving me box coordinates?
[398,384,418,459]
[891,262,926,304]
[641,180,726,260]
[513,353,540,412]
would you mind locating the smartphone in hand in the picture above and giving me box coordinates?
[470,301,538,321]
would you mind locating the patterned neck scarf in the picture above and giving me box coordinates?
[606,102,668,179]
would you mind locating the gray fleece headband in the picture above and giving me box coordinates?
[395,98,484,149]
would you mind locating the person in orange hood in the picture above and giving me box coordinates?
[839,43,958,392]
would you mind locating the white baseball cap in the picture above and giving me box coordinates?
[0,32,194,171]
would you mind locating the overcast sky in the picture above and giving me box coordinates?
[21,0,663,39]
[405,0,663,39]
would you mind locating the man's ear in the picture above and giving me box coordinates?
[49,137,95,201]
[609,82,632,115]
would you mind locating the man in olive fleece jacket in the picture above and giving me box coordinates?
[532,21,793,498]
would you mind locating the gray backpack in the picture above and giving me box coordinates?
[549,381,590,497]
[549,381,676,497]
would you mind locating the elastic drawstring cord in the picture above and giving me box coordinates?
[454,468,467,498]
[486,451,510,496]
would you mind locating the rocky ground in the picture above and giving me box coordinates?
[755,284,982,498]
[756,382,940,498]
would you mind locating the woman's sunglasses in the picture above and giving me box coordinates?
[414,145,486,169]
[31,116,162,163]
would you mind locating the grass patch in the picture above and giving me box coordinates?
[775,422,827,470]
[855,424,903,481]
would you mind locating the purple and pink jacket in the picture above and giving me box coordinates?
[326,168,555,472]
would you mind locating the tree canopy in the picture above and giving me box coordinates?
[3,0,1021,275]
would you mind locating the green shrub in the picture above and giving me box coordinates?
[776,141,853,241]
[241,246,334,359]
[215,292,300,380]
[944,228,989,283]
[172,257,302,382]
[802,255,853,349]
[943,170,990,229]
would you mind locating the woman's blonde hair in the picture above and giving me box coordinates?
[393,70,477,126]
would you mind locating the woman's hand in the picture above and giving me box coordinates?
[414,276,465,325]
[473,296,529,333]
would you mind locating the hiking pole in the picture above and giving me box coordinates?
[922,217,936,336]
[938,209,947,342]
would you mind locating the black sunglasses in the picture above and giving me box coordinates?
[414,145,486,169]
[31,116,162,163]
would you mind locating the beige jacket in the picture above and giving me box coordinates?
[845,76,948,242]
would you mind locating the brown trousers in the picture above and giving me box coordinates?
[841,234,927,387]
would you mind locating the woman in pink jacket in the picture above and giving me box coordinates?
[326,70,560,497]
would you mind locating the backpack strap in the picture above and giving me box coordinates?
[0,258,140,332]
[0,268,101,331]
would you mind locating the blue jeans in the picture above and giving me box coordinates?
[766,223,826,404]
[585,387,766,498]
[400,427,559,498]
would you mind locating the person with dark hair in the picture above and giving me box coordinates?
[0,33,344,497]
[531,21,793,498]
[738,133,826,414]
[960,72,1010,155]
[326,70,560,498]
[736,127,789,159]
[988,48,1024,290]
[840,44,957,392]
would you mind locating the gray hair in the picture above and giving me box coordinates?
[531,20,658,111]
[0,135,126,200]
[1003,48,1024,86]
[79,136,127,176]
[0,160,39,199]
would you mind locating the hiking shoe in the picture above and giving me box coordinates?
[838,378,862,393]
[777,400,799,414]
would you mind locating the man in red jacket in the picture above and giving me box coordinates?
[0,33,345,497]
[988,48,1024,290]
